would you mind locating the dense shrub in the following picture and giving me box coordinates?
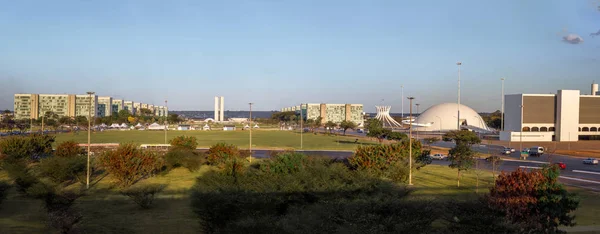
[488,167,579,233]
[348,141,422,171]
[26,183,82,234]
[164,148,204,172]
[261,151,308,174]
[442,198,519,233]
[0,181,9,208]
[121,184,166,209]
[206,143,242,165]
[190,157,437,233]
[98,143,164,187]
[0,134,55,162]
[54,140,85,158]
[2,160,39,193]
[169,136,198,150]
[37,156,86,184]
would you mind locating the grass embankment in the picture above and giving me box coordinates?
[1,164,598,233]
[51,130,376,150]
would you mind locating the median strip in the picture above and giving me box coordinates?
[504,159,549,164]
[519,166,542,169]
[572,170,600,176]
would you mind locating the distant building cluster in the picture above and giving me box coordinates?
[281,103,364,126]
[13,94,168,120]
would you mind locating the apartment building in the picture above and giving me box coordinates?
[281,103,364,126]
[97,96,113,117]
[13,94,167,119]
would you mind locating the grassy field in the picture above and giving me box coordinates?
[51,130,375,150]
[1,164,598,233]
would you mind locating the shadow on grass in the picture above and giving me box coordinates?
[334,140,379,146]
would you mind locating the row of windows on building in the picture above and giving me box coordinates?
[522,126,600,132]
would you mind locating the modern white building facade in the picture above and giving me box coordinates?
[214,96,224,122]
[500,89,600,142]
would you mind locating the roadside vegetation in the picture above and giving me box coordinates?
[0,133,589,233]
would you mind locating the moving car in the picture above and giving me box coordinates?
[555,162,566,170]
[529,146,544,157]
[501,148,512,155]
[429,154,447,160]
[583,158,599,165]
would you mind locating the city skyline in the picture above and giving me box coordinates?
[1,1,599,112]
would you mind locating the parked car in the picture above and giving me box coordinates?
[356,129,364,133]
[510,148,516,152]
[529,146,544,157]
[522,148,530,153]
[429,154,447,160]
[501,148,512,155]
[583,158,599,165]
[555,162,566,170]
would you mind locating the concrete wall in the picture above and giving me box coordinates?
[504,94,523,132]
[556,90,580,141]
[499,131,554,142]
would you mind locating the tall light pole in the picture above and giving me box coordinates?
[520,104,523,153]
[501,78,505,131]
[407,96,415,186]
[401,85,404,119]
[456,62,462,130]
[415,103,420,140]
[249,103,253,163]
[435,116,442,132]
[164,100,168,144]
[86,91,95,190]
[300,103,303,149]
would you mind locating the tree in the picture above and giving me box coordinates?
[443,130,481,187]
[168,113,181,124]
[339,120,357,135]
[139,108,153,116]
[423,137,439,150]
[488,167,579,233]
[59,116,74,131]
[324,121,337,134]
[365,119,391,143]
[74,116,88,130]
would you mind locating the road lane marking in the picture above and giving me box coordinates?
[572,170,600,176]
[559,176,600,185]
[505,159,549,164]
[519,166,542,169]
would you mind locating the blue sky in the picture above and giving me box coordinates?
[1,0,599,113]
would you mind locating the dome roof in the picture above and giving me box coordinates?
[415,103,489,131]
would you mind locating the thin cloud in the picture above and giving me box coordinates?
[562,34,584,44]
[591,30,600,37]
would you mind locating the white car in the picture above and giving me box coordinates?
[429,154,447,160]
[583,158,599,165]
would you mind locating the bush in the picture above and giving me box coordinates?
[261,151,307,174]
[164,148,204,172]
[206,143,242,166]
[169,136,198,150]
[98,143,164,187]
[349,142,421,171]
[121,184,166,209]
[54,141,85,158]
[26,183,82,234]
[37,156,86,184]
[2,160,39,193]
[0,181,9,208]
[0,134,55,162]
[190,157,434,233]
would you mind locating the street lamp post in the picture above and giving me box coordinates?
[407,96,415,186]
[249,103,253,163]
[300,103,303,149]
[164,100,168,144]
[401,85,404,119]
[436,116,442,132]
[457,62,462,130]
[86,91,95,190]
[520,104,524,156]
[501,78,505,131]
[416,103,420,140]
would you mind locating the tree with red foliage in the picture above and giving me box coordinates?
[488,166,579,233]
[98,143,164,187]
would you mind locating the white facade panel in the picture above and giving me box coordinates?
[504,94,523,132]
[556,90,580,141]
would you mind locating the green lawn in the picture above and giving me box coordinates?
[51,130,373,150]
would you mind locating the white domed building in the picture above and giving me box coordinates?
[413,103,491,132]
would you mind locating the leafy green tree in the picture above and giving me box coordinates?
[365,119,391,143]
[168,113,181,124]
[339,120,357,135]
[444,130,481,187]
[74,116,88,129]
[324,121,337,134]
